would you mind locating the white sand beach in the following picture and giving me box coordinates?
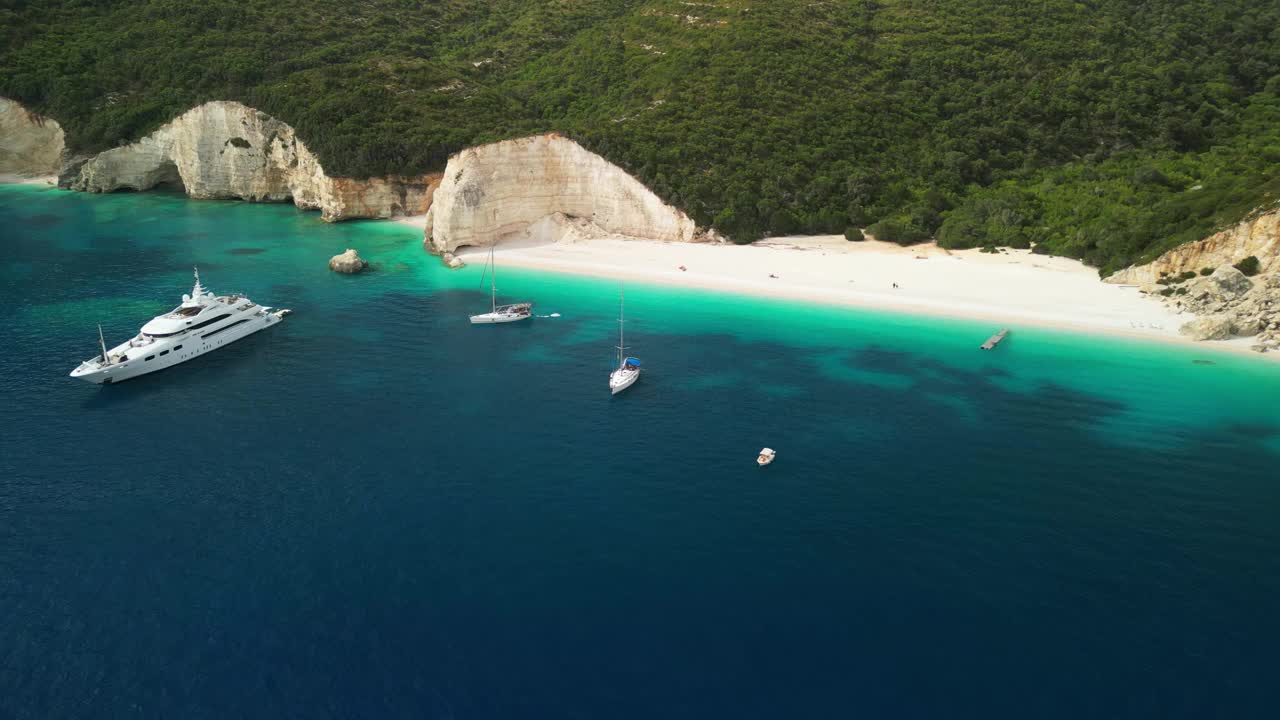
[393,213,429,230]
[449,233,1268,354]
[0,174,56,186]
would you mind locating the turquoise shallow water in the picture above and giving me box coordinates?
[2,185,1279,718]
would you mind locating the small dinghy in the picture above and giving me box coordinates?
[757,448,777,466]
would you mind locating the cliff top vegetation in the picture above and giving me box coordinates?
[4,0,1279,274]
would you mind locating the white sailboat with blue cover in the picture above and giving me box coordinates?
[608,285,641,395]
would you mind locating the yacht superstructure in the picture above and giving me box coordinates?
[69,269,288,384]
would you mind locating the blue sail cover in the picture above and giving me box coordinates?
[625,358,641,367]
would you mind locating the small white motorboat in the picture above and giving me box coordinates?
[757,448,776,466]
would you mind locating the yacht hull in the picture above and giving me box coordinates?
[70,313,283,384]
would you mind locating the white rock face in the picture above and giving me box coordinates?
[67,101,439,221]
[424,134,702,253]
[1179,314,1238,341]
[328,248,368,274]
[0,97,65,178]
[1149,266,1280,349]
[1107,209,1280,287]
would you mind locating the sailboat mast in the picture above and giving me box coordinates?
[490,245,497,313]
[98,324,109,363]
[617,285,625,368]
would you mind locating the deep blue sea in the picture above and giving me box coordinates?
[2,184,1279,719]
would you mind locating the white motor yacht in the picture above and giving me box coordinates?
[70,268,289,384]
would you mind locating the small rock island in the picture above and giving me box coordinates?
[328,248,368,274]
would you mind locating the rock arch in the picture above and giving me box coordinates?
[61,101,439,222]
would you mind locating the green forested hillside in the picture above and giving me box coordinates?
[3,0,1279,273]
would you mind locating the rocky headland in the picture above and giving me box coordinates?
[0,97,65,179]
[1107,209,1280,286]
[1162,267,1279,351]
[2,98,439,221]
[1107,207,1280,351]
[423,134,711,255]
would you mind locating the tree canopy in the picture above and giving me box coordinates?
[4,0,1279,274]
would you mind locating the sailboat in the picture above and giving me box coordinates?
[470,245,532,324]
[608,285,641,395]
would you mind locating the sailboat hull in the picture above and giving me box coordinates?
[609,368,640,394]
[469,312,532,324]
[472,247,533,324]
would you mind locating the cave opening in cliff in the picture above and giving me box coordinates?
[151,160,185,194]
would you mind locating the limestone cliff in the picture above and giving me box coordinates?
[1106,208,1280,287]
[64,101,439,221]
[424,134,703,254]
[0,97,65,178]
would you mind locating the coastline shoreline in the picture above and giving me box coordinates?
[0,174,56,186]
[393,213,429,230]
[452,235,1274,361]
[6,187,1270,361]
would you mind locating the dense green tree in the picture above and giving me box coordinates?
[3,0,1279,272]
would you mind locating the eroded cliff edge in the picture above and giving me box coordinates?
[1106,208,1280,351]
[0,97,65,178]
[1106,209,1280,286]
[424,134,707,254]
[70,101,440,221]
[1,98,439,221]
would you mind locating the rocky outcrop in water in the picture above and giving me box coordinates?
[423,134,704,254]
[1166,267,1280,351]
[1107,208,1280,287]
[62,101,439,221]
[0,97,65,178]
[328,248,368,274]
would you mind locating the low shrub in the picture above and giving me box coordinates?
[1234,256,1261,276]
